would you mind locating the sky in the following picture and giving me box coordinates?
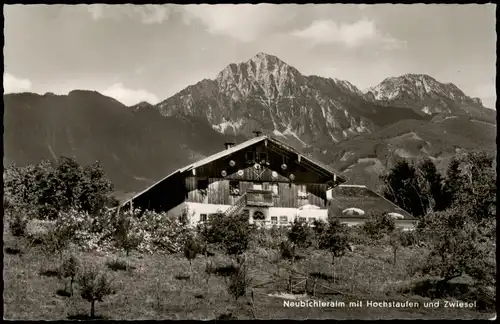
[3,4,497,108]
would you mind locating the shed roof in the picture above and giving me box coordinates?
[330,184,416,220]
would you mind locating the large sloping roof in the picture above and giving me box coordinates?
[329,184,416,220]
[123,135,347,205]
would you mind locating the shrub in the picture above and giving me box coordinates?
[399,230,419,247]
[227,261,251,301]
[137,210,194,254]
[279,240,296,261]
[252,226,288,250]
[106,257,128,271]
[8,209,28,237]
[78,264,115,318]
[26,219,53,244]
[388,229,403,265]
[209,263,238,277]
[5,244,22,255]
[61,254,81,296]
[114,213,143,257]
[347,225,374,246]
[184,235,201,274]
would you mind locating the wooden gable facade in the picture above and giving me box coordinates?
[124,136,346,214]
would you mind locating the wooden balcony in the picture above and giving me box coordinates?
[245,189,274,207]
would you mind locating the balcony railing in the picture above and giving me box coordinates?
[246,189,274,207]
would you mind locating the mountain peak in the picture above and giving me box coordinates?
[251,52,281,60]
[401,73,435,80]
[366,73,489,116]
[246,52,291,68]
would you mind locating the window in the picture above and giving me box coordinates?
[271,183,279,196]
[200,214,207,222]
[309,217,316,223]
[257,152,268,163]
[271,216,278,225]
[298,184,307,199]
[229,180,241,196]
[299,217,307,223]
[246,151,255,163]
[198,178,209,190]
[279,216,288,224]
[253,183,262,190]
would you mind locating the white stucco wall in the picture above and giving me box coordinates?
[297,209,328,222]
[164,202,415,230]
[180,202,329,227]
[183,202,230,225]
[163,202,416,230]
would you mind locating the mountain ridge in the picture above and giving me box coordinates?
[3,52,496,194]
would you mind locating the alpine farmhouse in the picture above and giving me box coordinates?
[121,133,416,229]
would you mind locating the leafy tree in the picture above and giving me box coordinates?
[440,157,462,210]
[421,207,495,289]
[114,213,143,257]
[362,212,396,241]
[4,157,116,220]
[381,160,429,218]
[54,156,85,212]
[452,150,496,222]
[227,260,252,302]
[312,219,327,240]
[183,235,201,275]
[288,218,312,249]
[61,254,81,296]
[4,163,40,218]
[78,264,114,318]
[388,228,403,266]
[435,149,495,220]
[416,158,445,212]
[320,218,350,282]
[43,214,78,261]
[204,213,252,261]
[79,161,115,216]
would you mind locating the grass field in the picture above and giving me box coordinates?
[3,224,495,320]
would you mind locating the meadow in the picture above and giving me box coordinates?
[3,149,495,320]
[3,219,494,320]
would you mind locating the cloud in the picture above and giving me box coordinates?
[86,4,171,24]
[3,73,32,93]
[102,83,159,106]
[181,4,294,42]
[291,19,407,49]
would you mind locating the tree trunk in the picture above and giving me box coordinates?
[70,277,74,296]
[331,255,335,284]
[90,300,95,318]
